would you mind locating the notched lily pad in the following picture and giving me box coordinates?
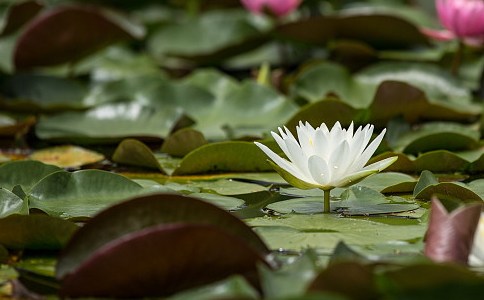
[0,188,28,217]
[29,145,104,168]
[266,186,418,216]
[413,171,482,202]
[0,214,78,250]
[28,169,143,218]
[0,160,62,192]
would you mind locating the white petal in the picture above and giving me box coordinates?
[254,142,307,180]
[285,138,312,178]
[350,128,386,173]
[308,155,331,185]
[361,156,398,172]
[329,140,351,180]
[297,122,314,157]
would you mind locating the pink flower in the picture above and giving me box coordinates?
[436,0,484,38]
[241,0,301,17]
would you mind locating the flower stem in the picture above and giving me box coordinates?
[451,40,464,76]
[323,189,331,214]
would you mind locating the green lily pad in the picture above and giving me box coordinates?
[414,150,470,172]
[161,128,208,157]
[192,81,298,140]
[395,122,480,154]
[0,160,61,192]
[112,139,165,172]
[0,73,88,112]
[0,214,78,250]
[147,9,266,64]
[172,141,273,175]
[35,102,184,144]
[178,179,267,196]
[413,171,482,202]
[357,172,417,193]
[266,186,419,215]
[29,145,105,168]
[28,170,143,218]
[248,213,426,252]
[14,5,144,69]
[285,98,362,131]
[0,188,28,217]
[190,193,245,210]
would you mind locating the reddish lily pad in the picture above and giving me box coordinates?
[0,0,43,37]
[276,14,428,49]
[60,223,267,298]
[14,5,144,69]
[56,193,270,279]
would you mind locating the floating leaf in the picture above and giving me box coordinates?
[0,160,61,192]
[395,122,480,154]
[161,128,208,157]
[14,5,144,69]
[0,0,43,37]
[189,193,245,210]
[28,170,143,218]
[112,138,165,172]
[29,145,104,168]
[147,10,266,64]
[266,186,419,215]
[0,188,28,217]
[0,73,88,112]
[0,214,78,249]
[357,172,416,193]
[35,102,184,144]
[56,193,270,279]
[249,213,426,252]
[173,141,274,175]
[60,223,267,298]
[0,114,35,137]
[276,14,428,49]
[413,171,482,202]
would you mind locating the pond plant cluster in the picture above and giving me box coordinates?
[0,0,484,298]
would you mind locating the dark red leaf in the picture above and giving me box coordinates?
[60,223,267,298]
[14,5,144,69]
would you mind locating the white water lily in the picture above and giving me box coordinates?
[255,121,397,213]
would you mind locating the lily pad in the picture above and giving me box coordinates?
[0,214,78,249]
[0,73,88,112]
[357,172,416,193]
[395,122,480,154]
[161,128,208,157]
[0,160,61,192]
[28,169,143,218]
[59,223,268,298]
[186,193,245,210]
[413,171,482,202]
[0,114,35,137]
[266,186,419,215]
[172,141,273,175]
[248,213,426,252]
[35,102,184,144]
[147,9,267,64]
[29,145,104,168]
[14,5,144,69]
[276,13,428,49]
[112,138,165,172]
[56,193,270,279]
[0,188,28,217]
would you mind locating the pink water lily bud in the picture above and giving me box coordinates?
[436,0,484,38]
[241,0,301,17]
